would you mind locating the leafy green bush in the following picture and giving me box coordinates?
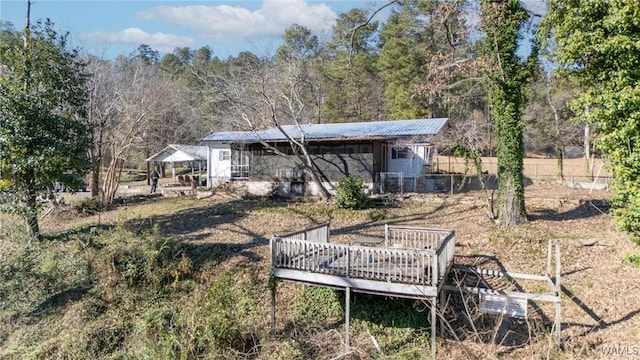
[335,175,371,210]
[91,227,192,298]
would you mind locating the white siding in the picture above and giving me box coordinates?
[207,144,231,187]
[387,144,431,177]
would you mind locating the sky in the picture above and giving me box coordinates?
[0,0,385,59]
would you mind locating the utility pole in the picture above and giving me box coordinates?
[24,0,31,47]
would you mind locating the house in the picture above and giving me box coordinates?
[200,118,448,196]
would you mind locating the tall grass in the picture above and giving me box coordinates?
[0,218,256,359]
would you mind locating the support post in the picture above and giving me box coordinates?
[270,281,276,330]
[450,174,454,195]
[345,286,351,354]
[384,224,389,248]
[547,240,552,276]
[431,297,437,360]
[555,240,562,347]
[439,290,446,337]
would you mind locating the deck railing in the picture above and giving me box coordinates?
[435,230,456,283]
[384,225,451,250]
[271,224,455,287]
[271,239,436,285]
[275,222,330,243]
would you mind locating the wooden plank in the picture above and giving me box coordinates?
[352,236,384,246]
[273,269,438,298]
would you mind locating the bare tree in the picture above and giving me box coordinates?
[84,56,118,198]
[95,56,185,204]
[212,55,332,200]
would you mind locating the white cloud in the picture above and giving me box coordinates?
[137,0,337,42]
[81,28,196,52]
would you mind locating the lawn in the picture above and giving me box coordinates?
[0,182,638,359]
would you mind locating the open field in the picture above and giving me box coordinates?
[1,182,639,359]
[436,156,610,185]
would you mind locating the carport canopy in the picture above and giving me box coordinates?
[146,144,208,182]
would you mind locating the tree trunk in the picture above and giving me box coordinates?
[497,171,527,227]
[584,123,591,164]
[91,161,100,197]
[299,148,330,200]
[306,163,331,200]
[494,87,527,227]
[24,176,40,240]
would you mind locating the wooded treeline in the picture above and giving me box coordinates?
[2,0,640,240]
[67,2,586,173]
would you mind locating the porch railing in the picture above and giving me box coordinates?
[230,164,250,179]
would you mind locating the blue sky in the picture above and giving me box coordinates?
[0,0,385,59]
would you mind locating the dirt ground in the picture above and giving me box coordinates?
[41,179,639,359]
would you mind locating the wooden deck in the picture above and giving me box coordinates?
[270,223,456,299]
[269,223,562,359]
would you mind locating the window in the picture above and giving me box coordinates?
[391,146,413,159]
[219,150,230,161]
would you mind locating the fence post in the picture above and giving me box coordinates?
[450,174,454,195]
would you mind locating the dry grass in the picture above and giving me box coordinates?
[436,156,610,183]
[34,181,640,359]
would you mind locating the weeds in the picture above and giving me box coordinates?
[624,253,640,268]
[72,197,106,215]
[292,286,343,325]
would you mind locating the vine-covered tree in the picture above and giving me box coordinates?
[479,0,538,227]
[0,19,91,239]
[541,0,640,240]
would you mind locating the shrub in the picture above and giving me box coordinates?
[335,175,371,210]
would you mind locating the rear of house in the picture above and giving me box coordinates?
[201,118,448,196]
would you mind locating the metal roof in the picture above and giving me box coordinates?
[201,118,448,143]
[146,144,208,162]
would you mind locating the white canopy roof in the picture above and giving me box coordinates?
[146,144,208,163]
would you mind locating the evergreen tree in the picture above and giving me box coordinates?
[0,20,91,239]
[377,1,431,119]
[320,8,384,122]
